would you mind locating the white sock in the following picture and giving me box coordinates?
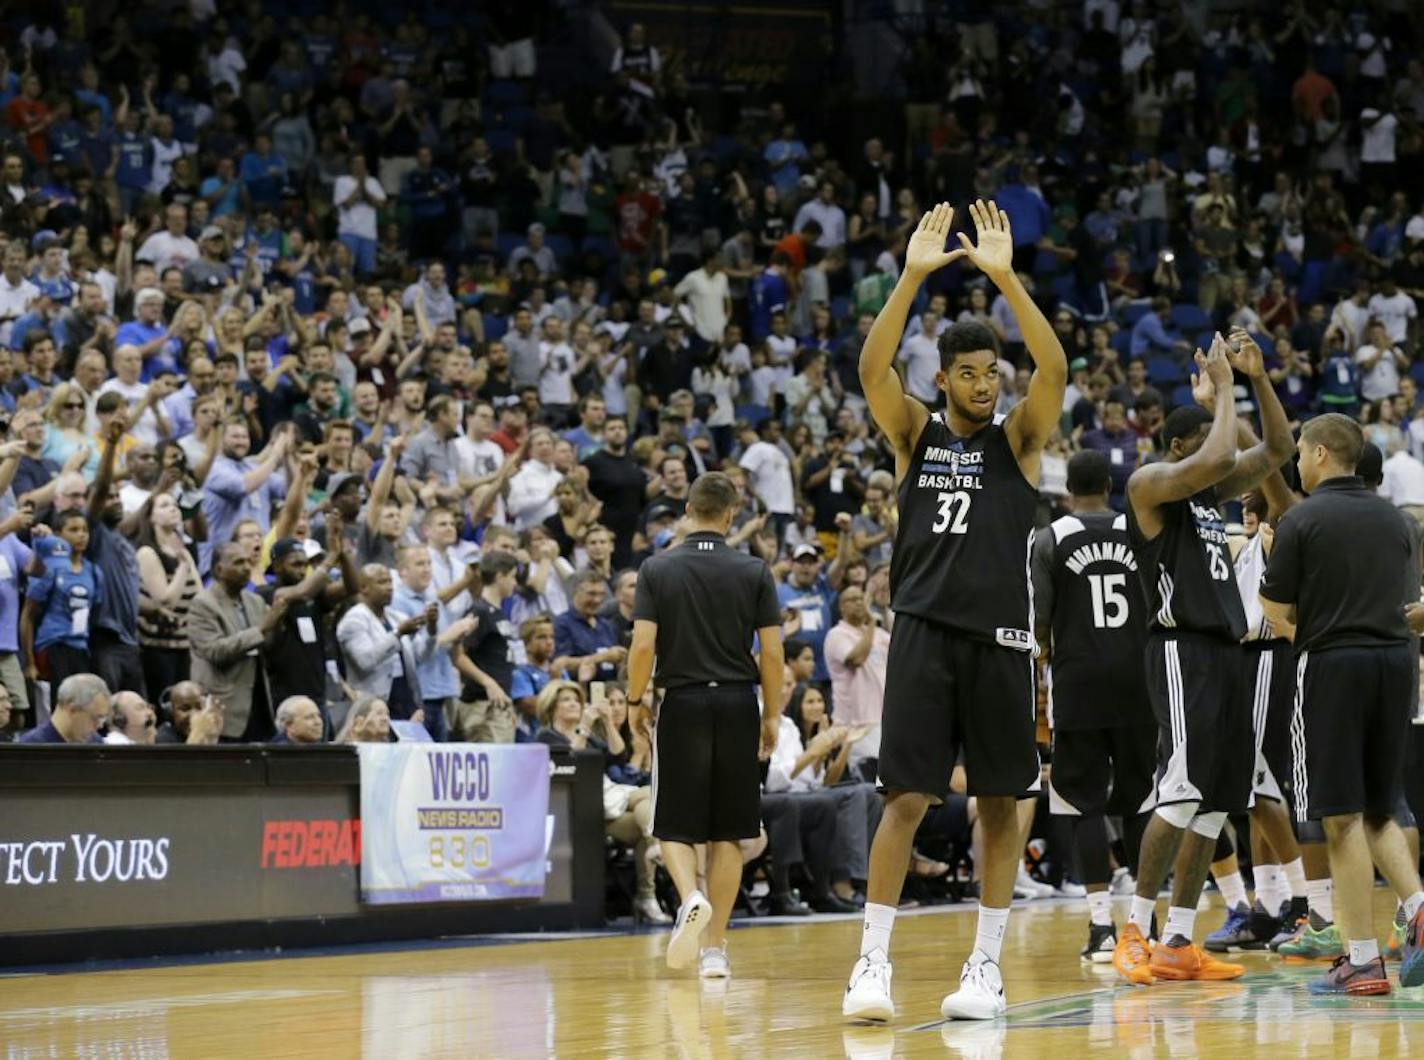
[1254,864,1285,912]
[860,902,896,960]
[1087,890,1113,927]
[1128,895,1156,932]
[1216,871,1248,910]
[973,904,1010,964]
[1281,857,1307,898]
[1349,938,1380,966]
[1404,891,1424,923]
[1306,878,1334,923]
[1164,905,1196,942]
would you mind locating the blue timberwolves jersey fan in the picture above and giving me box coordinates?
[1128,486,1247,642]
[1034,509,1146,726]
[890,412,1038,651]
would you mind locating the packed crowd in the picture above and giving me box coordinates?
[0,1,1423,912]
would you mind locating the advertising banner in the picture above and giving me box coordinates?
[358,743,551,905]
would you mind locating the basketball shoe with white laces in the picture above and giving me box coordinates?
[940,952,1006,1020]
[843,952,895,1022]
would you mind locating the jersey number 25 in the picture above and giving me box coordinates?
[932,491,971,535]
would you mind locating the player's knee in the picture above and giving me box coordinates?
[1155,801,1199,829]
[1189,810,1227,839]
[883,790,932,824]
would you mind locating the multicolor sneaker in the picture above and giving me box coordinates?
[1401,906,1424,988]
[1269,898,1310,951]
[1150,937,1246,981]
[1112,922,1155,986]
[1309,954,1390,996]
[1245,899,1284,949]
[1081,921,1117,964]
[1386,911,1406,961]
[1205,903,1255,952]
[1279,922,1344,961]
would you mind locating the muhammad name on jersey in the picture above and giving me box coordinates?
[1063,541,1138,576]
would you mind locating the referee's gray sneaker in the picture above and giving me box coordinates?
[667,890,712,970]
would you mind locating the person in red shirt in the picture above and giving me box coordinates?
[1291,57,1337,125]
[773,219,821,274]
[614,173,663,265]
[5,73,51,166]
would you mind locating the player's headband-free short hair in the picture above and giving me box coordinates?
[686,471,739,521]
[1301,412,1364,470]
[1160,405,1214,450]
[1066,450,1113,496]
[937,321,999,370]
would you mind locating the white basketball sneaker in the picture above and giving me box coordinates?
[940,952,1006,1020]
[698,944,730,979]
[843,951,895,1022]
[666,890,712,970]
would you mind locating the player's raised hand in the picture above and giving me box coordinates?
[904,203,966,278]
[1189,348,1216,412]
[956,199,1014,280]
[1203,331,1234,388]
[1226,327,1266,379]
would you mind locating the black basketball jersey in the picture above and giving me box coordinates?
[890,414,1038,650]
[1127,487,1247,641]
[1037,511,1147,728]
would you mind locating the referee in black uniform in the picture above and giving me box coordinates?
[628,471,785,979]
[1259,413,1424,996]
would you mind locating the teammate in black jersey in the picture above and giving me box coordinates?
[1033,450,1156,965]
[841,202,1067,1023]
[1111,331,1295,986]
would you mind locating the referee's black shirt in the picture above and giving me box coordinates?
[1260,475,1413,653]
[632,531,781,689]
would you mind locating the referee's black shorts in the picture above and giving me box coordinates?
[651,683,762,843]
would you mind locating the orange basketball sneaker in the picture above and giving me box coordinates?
[1149,939,1245,981]
[1112,922,1155,985]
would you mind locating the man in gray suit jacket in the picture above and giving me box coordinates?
[189,542,290,740]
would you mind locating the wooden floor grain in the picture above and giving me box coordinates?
[3,890,1423,1058]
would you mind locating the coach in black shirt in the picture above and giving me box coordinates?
[628,471,783,977]
[1259,413,1424,995]
[584,416,647,568]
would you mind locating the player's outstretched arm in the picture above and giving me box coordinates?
[1127,335,1239,530]
[1212,328,1297,499]
[858,203,962,466]
[956,200,1067,470]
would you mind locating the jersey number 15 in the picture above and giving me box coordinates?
[1087,573,1129,629]
[931,491,972,535]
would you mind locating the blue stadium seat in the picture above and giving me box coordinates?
[499,105,536,132]
[1169,303,1210,332]
[581,234,616,260]
[545,234,574,263]
[1110,329,1133,355]
[483,80,528,108]
[1250,331,1274,360]
[1147,355,1186,386]
[495,233,522,263]
[1169,383,1194,410]
[484,129,519,156]
[1033,249,1062,276]
[1120,302,1150,327]
[830,295,851,323]
[736,404,772,428]
[483,314,508,342]
[1195,330,1214,352]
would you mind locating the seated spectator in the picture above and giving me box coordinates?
[154,681,224,745]
[270,695,326,745]
[536,679,665,923]
[103,690,157,745]
[339,695,394,744]
[554,571,625,684]
[17,672,110,744]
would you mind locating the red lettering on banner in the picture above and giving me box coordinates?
[261,819,362,869]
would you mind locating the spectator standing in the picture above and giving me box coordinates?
[86,420,147,697]
[778,544,838,684]
[188,543,287,741]
[333,154,387,277]
[450,552,521,742]
[823,584,889,748]
[673,250,731,343]
[337,564,431,732]
[201,422,288,574]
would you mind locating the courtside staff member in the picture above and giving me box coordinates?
[628,471,784,980]
[1259,413,1424,997]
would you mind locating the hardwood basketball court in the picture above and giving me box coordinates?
[4,890,1422,1057]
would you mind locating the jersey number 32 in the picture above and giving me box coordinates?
[931,490,972,535]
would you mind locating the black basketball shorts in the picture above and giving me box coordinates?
[1245,640,1296,808]
[1049,724,1158,818]
[1145,633,1252,814]
[651,684,762,843]
[878,613,1039,799]
[1292,643,1414,823]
